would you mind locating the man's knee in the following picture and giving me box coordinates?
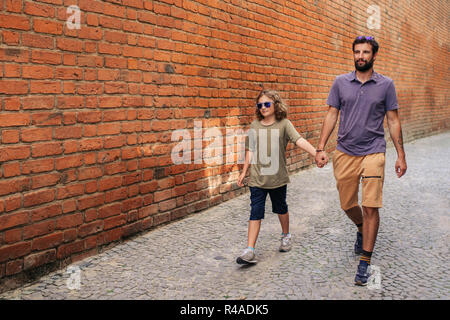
[362,206,379,217]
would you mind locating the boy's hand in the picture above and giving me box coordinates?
[237,173,246,187]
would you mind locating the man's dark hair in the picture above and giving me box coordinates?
[352,36,379,55]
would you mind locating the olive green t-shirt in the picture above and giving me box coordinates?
[245,118,301,189]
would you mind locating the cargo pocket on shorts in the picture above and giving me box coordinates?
[361,153,385,208]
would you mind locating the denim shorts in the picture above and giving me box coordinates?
[249,185,288,220]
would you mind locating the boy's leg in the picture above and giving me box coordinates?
[268,185,291,252]
[268,185,288,232]
[277,212,289,235]
[247,220,262,248]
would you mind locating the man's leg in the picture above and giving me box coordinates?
[355,153,385,285]
[345,205,363,233]
[361,206,379,252]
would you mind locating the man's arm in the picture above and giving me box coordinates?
[386,109,407,178]
[315,106,339,167]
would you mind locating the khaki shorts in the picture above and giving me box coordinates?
[332,149,386,210]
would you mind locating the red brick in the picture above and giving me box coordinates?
[0,80,28,94]
[22,158,54,174]
[31,50,61,64]
[30,204,62,222]
[56,213,83,230]
[31,142,63,157]
[4,195,21,213]
[56,239,84,259]
[78,221,103,238]
[23,249,56,270]
[77,194,104,210]
[23,189,55,208]
[23,220,55,240]
[6,260,23,276]
[24,1,55,17]
[30,80,61,94]
[0,242,31,263]
[55,155,83,170]
[33,18,63,35]
[6,0,23,13]
[121,197,142,212]
[0,14,30,30]
[22,65,53,79]
[4,228,22,244]
[0,211,29,232]
[103,213,127,230]
[22,96,55,110]
[1,130,20,144]
[0,177,30,197]
[56,38,83,52]
[21,128,53,142]
[32,232,63,251]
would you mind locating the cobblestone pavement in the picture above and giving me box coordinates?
[1,132,449,300]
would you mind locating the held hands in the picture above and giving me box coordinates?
[315,150,329,168]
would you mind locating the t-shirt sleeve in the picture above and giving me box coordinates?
[326,78,341,109]
[285,120,301,144]
[385,80,399,111]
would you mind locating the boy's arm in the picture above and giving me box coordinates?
[238,150,253,186]
[295,137,316,157]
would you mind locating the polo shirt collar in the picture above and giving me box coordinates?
[347,70,379,83]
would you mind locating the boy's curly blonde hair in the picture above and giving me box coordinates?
[255,90,288,121]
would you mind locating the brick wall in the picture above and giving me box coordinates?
[0,0,448,289]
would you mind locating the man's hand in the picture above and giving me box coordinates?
[315,151,329,168]
[395,156,407,178]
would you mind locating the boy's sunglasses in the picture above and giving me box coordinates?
[256,102,272,109]
[356,35,374,40]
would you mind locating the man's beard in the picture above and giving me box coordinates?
[355,57,374,71]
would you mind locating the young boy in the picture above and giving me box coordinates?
[236,90,316,264]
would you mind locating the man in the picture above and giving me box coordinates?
[315,36,407,286]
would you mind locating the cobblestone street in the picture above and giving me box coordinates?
[1,132,449,300]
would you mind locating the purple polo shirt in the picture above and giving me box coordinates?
[327,70,399,156]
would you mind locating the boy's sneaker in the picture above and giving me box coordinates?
[354,262,370,286]
[236,247,257,265]
[279,233,292,252]
[354,232,363,255]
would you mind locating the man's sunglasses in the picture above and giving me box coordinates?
[256,102,272,109]
[356,36,374,40]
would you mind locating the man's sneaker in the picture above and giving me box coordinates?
[354,262,370,286]
[279,233,292,252]
[354,232,363,255]
[236,247,257,265]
